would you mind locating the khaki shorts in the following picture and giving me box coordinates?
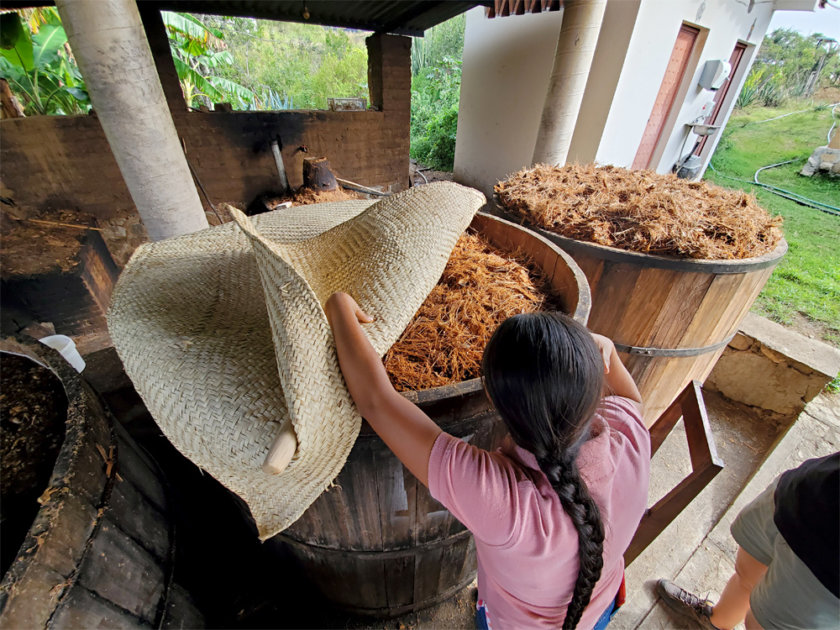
[731,477,840,630]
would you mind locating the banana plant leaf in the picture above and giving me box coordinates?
[207,76,255,102]
[32,24,67,69]
[203,50,233,68]
[172,56,224,102]
[162,12,222,44]
[0,13,34,71]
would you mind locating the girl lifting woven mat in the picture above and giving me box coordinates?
[108,183,486,539]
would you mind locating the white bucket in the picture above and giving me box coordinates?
[39,335,86,373]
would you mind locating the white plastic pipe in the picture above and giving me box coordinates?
[270,139,289,192]
[56,0,208,241]
[39,335,86,373]
[532,0,607,166]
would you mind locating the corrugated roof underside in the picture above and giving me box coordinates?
[148,1,488,35]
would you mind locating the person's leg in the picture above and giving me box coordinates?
[657,479,778,630]
[709,547,768,630]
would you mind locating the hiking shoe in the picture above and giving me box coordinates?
[656,579,720,630]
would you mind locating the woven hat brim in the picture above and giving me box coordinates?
[109,183,485,539]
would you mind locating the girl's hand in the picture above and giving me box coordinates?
[590,332,614,374]
[326,292,374,325]
[589,331,643,404]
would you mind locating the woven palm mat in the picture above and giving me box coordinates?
[108,182,485,539]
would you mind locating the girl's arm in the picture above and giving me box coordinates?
[325,292,441,487]
[591,333,643,403]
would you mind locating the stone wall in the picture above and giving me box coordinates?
[705,313,840,418]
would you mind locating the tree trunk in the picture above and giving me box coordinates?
[532,0,607,166]
[302,157,338,191]
[1,79,25,118]
[55,0,208,241]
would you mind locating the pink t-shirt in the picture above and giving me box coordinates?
[428,396,650,629]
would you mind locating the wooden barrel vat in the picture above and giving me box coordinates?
[507,223,787,425]
[0,339,203,629]
[279,212,591,617]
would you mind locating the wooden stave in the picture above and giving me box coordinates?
[0,340,203,629]
[508,221,787,424]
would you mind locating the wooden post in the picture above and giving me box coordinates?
[55,0,208,241]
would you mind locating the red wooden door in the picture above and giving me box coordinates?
[694,42,747,155]
[632,24,700,170]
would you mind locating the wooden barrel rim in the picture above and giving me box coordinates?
[0,338,95,592]
[500,212,788,274]
[396,212,592,406]
[0,338,184,629]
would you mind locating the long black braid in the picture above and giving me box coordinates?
[482,312,606,629]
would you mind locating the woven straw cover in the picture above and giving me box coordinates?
[108,182,485,539]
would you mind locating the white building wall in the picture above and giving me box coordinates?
[595,0,774,173]
[453,7,565,200]
[454,0,808,197]
[566,0,642,165]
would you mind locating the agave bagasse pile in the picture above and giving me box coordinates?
[384,232,563,391]
[495,164,783,260]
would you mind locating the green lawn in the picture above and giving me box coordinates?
[704,103,840,346]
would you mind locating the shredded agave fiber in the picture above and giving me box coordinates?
[384,232,563,391]
[495,164,783,260]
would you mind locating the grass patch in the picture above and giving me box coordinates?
[705,102,840,346]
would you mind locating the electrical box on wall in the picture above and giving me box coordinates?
[698,60,731,90]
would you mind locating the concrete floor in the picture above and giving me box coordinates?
[332,389,839,630]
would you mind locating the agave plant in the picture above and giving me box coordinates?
[248,86,294,111]
[0,9,90,115]
[162,11,255,109]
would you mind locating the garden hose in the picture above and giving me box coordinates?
[707,162,840,217]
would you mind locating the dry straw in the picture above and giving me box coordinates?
[385,232,562,391]
[108,183,485,539]
[495,164,783,260]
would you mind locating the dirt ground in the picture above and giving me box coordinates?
[410,160,455,187]
[783,311,838,346]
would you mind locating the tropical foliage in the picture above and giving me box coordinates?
[409,14,465,171]
[161,12,255,109]
[0,9,90,115]
[199,15,368,111]
[737,28,840,108]
[410,56,462,170]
